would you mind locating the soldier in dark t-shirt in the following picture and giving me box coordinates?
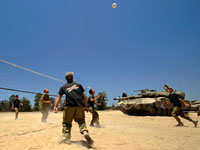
[88,95,95,108]
[13,99,20,108]
[53,72,93,145]
[88,89,102,127]
[58,82,85,107]
[167,87,198,127]
[12,95,23,120]
[168,93,182,107]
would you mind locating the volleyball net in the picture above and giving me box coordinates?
[0,59,65,105]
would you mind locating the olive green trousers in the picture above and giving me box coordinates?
[89,107,99,126]
[40,107,49,122]
[171,106,193,124]
[62,107,88,139]
[15,108,19,119]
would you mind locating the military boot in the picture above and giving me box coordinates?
[62,137,71,145]
[83,131,94,146]
[175,122,184,126]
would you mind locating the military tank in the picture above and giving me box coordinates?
[113,85,190,116]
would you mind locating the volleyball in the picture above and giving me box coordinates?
[112,3,117,8]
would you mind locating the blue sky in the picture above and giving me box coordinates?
[0,0,200,106]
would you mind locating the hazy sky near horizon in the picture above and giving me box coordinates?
[0,0,200,105]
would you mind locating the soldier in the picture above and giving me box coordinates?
[12,95,23,120]
[39,88,53,123]
[53,72,93,145]
[88,89,102,127]
[167,87,198,127]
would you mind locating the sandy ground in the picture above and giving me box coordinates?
[0,110,200,150]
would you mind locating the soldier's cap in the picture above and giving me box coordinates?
[65,72,74,78]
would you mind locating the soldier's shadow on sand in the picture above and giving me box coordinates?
[90,125,105,128]
[182,125,199,128]
[176,125,189,128]
[71,140,95,149]
[174,125,199,128]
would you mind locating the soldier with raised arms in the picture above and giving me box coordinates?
[88,89,102,127]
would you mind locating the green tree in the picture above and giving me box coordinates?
[0,100,10,112]
[8,95,16,111]
[96,91,108,110]
[0,101,2,111]
[33,93,42,111]
[21,97,32,112]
